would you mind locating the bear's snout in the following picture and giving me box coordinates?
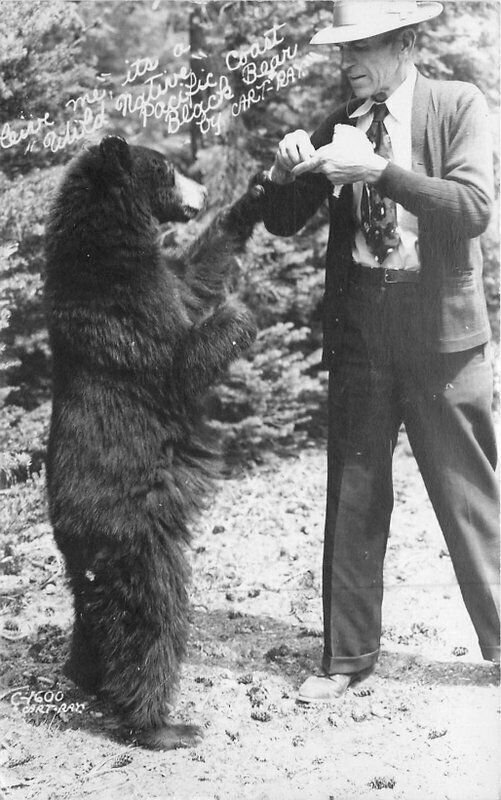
[174,171,207,219]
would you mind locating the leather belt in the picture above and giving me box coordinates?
[350,263,420,286]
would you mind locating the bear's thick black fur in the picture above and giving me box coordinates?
[44,136,262,750]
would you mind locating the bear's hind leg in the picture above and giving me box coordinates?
[61,565,103,694]
[94,541,202,749]
[64,610,103,695]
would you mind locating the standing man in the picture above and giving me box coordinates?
[261,0,500,702]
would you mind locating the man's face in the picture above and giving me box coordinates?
[338,32,405,100]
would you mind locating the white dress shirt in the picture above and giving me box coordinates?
[348,64,420,271]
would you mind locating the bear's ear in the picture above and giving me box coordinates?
[99,136,132,173]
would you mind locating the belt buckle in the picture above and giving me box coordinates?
[383,268,399,284]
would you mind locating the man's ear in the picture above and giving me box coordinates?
[400,27,416,54]
[99,136,132,173]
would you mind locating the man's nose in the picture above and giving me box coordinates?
[340,47,356,70]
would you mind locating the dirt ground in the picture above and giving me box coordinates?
[0,431,499,800]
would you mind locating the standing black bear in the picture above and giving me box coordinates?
[44,135,262,750]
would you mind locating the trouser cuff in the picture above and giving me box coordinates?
[322,648,379,675]
[480,644,500,664]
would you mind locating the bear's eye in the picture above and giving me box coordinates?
[151,158,174,187]
[162,164,175,187]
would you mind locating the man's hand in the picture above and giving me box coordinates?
[292,124,387,185]
[269,129,316,184]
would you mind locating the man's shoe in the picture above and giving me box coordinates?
[297,668,374,704]
[297,673,352,704]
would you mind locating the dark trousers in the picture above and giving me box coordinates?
[323,279,500,674]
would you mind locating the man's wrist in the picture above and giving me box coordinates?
[365,154,388,184]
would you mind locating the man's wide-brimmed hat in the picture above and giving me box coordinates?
[310,0,443,45]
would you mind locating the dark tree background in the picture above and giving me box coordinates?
[0,0,499,484]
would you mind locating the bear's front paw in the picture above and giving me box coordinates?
[225,173,266,231]
[248,170,268,195]
[217,300,257,350]
[232,310,257,351]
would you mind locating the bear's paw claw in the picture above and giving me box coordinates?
[133,722,204,751]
